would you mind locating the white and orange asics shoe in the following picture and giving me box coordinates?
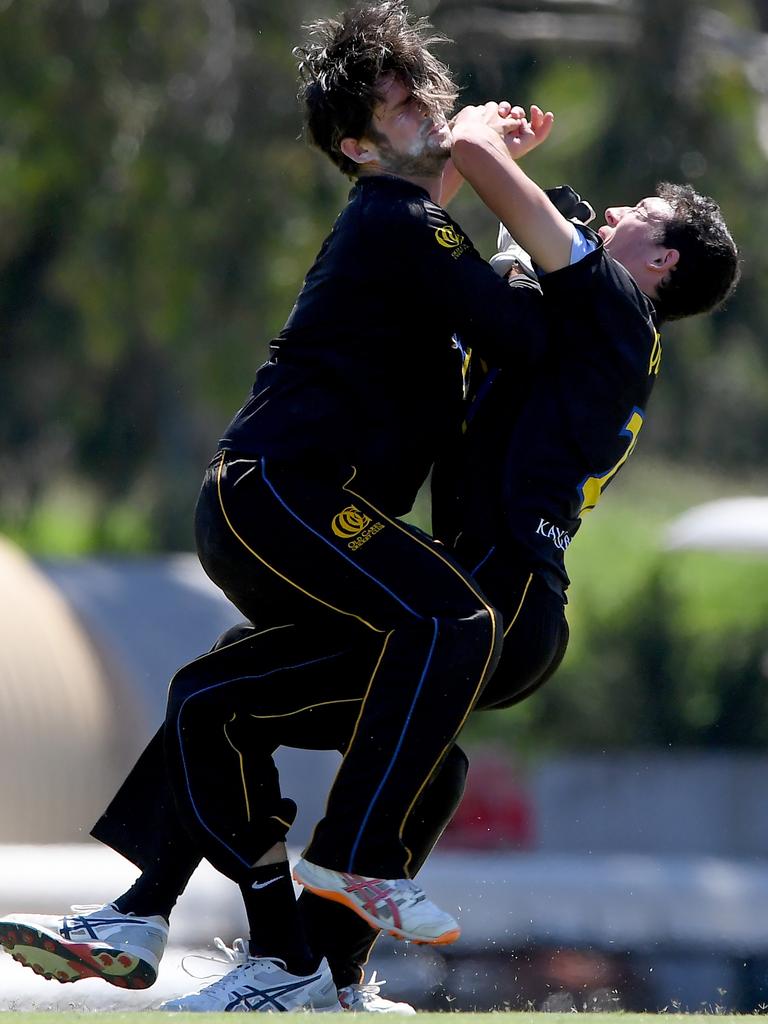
[0,903,167,989]
[338,971,417,1013]
[293,859,460,945]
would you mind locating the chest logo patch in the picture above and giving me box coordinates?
[435,226,464,249]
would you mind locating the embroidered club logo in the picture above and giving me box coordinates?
[435,225,464,249]
[332,505,371,539]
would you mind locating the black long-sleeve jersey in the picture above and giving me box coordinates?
[220,174,546,516]
[434,226,661,594]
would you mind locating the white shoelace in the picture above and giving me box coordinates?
[355,971,385,996]
[181,937,287,982]
[387,880,426,908]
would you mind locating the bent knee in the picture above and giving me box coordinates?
[438,603,503,664]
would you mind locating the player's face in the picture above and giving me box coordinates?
[365,73,452,176]
[597,197,674,271]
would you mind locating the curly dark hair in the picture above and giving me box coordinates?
[294,1,458,177]
[653,182,740,322]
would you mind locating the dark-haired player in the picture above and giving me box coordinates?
[441,103,739,659]
[424,109,741,715]
[0,3,549,1013]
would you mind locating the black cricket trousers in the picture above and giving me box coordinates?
[93,544,567,990]
[164,451,502,881]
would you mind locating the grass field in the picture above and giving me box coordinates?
[5,1015,765,1023]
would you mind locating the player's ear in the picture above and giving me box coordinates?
[648,248,679,274]
[340,137,378,166]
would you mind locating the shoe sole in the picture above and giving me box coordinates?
[161,997,343,1013]
[292,869,460,946]
[0,922,156,989]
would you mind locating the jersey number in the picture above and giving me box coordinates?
[578,408,644,516]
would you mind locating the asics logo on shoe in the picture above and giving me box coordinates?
[158,947,339,1012]
[225,975,322,1012]
[340,875,403,930]
[250,877,280,891]
[60,914,159,942]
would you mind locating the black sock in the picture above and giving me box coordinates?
[240,861,319,977]
[112,858,197,921]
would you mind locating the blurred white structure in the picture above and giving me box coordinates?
[0,538,134,841]
[665,496,768,553]
[0,539,340,846]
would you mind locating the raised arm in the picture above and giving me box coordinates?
[439,158,465,207]
[450,104,575,273]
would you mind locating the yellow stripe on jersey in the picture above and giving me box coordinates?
[649,330,662,376]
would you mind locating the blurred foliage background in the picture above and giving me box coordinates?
[2,0,767,751]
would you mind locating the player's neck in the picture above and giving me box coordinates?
[359,167,443,203]
[402,172,443,203]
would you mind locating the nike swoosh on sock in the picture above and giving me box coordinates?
[251,876,281,890]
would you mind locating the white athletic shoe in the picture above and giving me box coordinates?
[159,938,341,1012]
[0,903,168,989]
[293,859,460,946]
[338,971,416,1013]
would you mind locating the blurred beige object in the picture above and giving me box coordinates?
[0,536,129,841]
[664,497,768,552]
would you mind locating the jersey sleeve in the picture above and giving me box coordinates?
[397,197,549,369]
[541,226,658,378]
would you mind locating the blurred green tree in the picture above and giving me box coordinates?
[0,0,348,548]
[0,0,766,554]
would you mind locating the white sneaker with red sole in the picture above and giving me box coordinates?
[0,903,167,989]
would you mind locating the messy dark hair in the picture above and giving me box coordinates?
[653,182,740,322]
[294,1,458,177]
